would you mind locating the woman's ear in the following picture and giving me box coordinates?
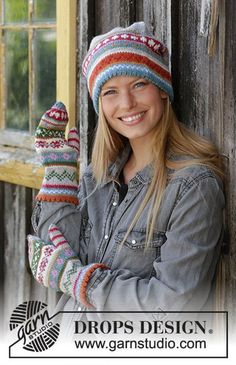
[160,90,168,99]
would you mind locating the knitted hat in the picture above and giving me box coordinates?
[82,22,173,114]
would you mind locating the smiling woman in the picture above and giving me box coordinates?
[100,77,167,141]
[28,22,225,336]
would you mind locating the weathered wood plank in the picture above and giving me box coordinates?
[171,0,225,145]
[3,184,32,331]
[0,130,34,149]
[137,0,171,47]
[0,146,44,189]
[94,0,136,33]
[171,0,236,329]
[0,182,4,337]
[2,184,59,331]
[78,0,96,174]
[56,0,77,129]
[223,0,236,331]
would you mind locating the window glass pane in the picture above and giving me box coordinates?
[5,30,29,130]
[4,0,28,23]
[33,0,56,22]
[33,29,56,129]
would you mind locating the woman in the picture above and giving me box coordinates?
[28,22,225,330]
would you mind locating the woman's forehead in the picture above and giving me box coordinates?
[102,76,144,89]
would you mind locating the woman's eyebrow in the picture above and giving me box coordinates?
[101,85,117,90]
[102,78,145,91]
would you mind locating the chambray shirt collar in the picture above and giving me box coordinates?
[107,143,153,186]
[105,143,190,188]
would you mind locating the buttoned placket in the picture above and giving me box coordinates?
[95,182,120,262]
[97,177,143,263]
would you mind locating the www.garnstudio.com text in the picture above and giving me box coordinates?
[74,337,206,351]
[72,319,210,352]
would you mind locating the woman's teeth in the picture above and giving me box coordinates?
[121,112,145,123]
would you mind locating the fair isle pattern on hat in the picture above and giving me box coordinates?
[82,22,174,114]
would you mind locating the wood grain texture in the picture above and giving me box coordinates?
[56,0,77,129]
[136,0,171,46]
[1,183,59,333]
[223,0,236,331]
[0,182,4,337]
[171,0,236,328]
[77,0,96,174]
[2,184,31,331]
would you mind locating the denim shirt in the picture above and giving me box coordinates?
[33,145,225,330]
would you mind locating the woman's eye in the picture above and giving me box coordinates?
[102,89,116,96]
[134,81,147,88]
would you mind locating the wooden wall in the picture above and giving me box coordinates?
[1,0,235,335]
[171,0,236,333]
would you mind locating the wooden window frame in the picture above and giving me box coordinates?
[0,0,77,189]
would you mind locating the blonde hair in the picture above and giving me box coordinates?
[91,97,224,247]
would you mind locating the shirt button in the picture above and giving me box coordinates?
[112,201,117,206]
[131,239,136,245]
[104,235,109,240]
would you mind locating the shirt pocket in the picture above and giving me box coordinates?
[112,229,167,278]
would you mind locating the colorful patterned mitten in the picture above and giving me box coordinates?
[27,225,108,308]
[35,101,80,204]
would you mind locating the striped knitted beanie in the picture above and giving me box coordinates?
[82,22,174,114]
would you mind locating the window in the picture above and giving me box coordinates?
[0,0,56,133]
[0,0,77,188]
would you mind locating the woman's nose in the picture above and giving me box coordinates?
[119,90,137,110]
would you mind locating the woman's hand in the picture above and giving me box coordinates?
[27,225,108,308]
[35,101,80,204]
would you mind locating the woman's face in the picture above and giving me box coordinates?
[100,76,167,143]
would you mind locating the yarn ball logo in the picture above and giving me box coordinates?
[9,301,60,352]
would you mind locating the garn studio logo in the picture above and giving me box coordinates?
[9,301,60,352]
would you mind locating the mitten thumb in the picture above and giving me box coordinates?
[49,224,68,247]
[27,234,48,268]
[67,127,80,154]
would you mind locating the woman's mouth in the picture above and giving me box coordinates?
[119,111,146,125]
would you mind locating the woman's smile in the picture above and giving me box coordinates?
[119,111,146,125]
[101,76,167,142]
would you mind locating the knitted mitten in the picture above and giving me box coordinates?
[35,101,80,204]
[27,225,108,308]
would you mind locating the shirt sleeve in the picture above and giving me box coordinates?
[31,174,88,262]
[86,174,225,313]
